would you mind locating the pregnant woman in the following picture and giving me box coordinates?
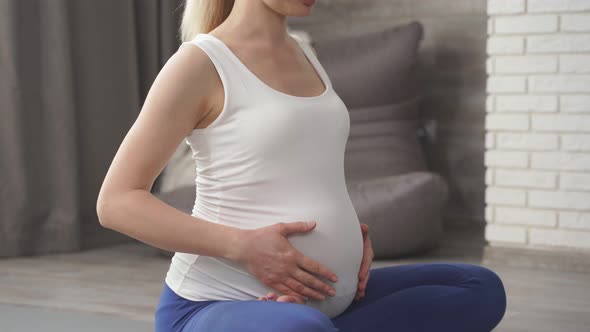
[96,0,507,331]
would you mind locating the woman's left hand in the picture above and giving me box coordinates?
[355,223,374,301]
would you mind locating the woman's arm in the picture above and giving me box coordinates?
[98,189,242,258]
[96,44,241,260]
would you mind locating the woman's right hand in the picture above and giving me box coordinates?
[229,220,338,301]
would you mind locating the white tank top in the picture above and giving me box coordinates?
[164,33,364,318]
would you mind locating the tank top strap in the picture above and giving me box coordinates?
[177,34,252,134]
[178,33,253,92]
[184,34,257,89]
[291,37,333,90]
[182,33,333,94]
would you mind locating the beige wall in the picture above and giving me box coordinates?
[289,0,489,226]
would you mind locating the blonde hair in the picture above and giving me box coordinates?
[180,0,235,42]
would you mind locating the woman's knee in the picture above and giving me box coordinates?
[283,305,338,332]
[460,263,507,323]
[470,265,506,298]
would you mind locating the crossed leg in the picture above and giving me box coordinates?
[179,299,338,332]
[331,262,507,332]
[177,262,506,332]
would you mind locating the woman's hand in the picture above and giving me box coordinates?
[258,292,305,304]
[229,220,339,301]
[355,223,374,301]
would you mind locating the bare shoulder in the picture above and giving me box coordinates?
[135,43,223,137]
[164,43,221,99]
[96,42,223,199]
[174,43,216,73]
[142,42,225,129]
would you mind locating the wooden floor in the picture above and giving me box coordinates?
[1,224,589,331]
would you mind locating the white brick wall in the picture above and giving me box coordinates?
[486,0,590,251]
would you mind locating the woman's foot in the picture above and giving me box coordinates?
[258,292,306,304]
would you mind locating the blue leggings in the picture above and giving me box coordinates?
[155,262,507,332]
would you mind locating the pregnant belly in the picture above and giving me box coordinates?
[193,190,364,318]
[283,200,364,318]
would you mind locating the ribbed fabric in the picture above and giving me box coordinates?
[164,33,363,318]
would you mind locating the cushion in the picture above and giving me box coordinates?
[347,172,448,258]
[313,22,427,179]
[314,22,424,109]
[344,100,427,181]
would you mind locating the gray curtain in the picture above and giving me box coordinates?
[0,0,184,257]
